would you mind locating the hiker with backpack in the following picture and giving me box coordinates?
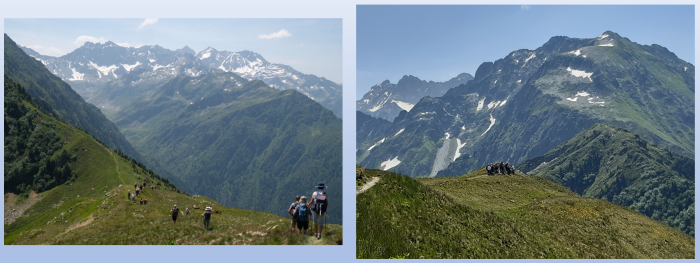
[171,205,179,224]
[202,205,212,230]
[186,208,190,216]
[309,182,328,239]
[487,165,492,175]
[296,196,310,234]
[288,195,301,233]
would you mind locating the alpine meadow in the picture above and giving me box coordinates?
[357,5,693,259]
[4,19,342,245]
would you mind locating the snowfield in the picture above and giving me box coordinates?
[481,114,496,136]
[380,157,401,170]
[567,67,593,81]
[476,97,485,111]
[392,100,415,112]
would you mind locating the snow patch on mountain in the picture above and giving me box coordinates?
[69,67,84,81]
[487,98,507,110]
[453,138,466,162]
[587,97,605,105]
[481,114,496,136]
[391,100,415,112]
[476,97,485,111]
[394,128,405,137]
[200,52,211,59]
[566,67,593,81]
[122,61,141,72]
[380,157,401,171]
[367,138,386,152]
[524,53,536,63]
[89,61,119,77]
[569,49,582,56]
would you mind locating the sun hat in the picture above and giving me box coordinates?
[315,182,326,189]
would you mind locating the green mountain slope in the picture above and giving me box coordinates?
[356,168,694,259]
[4,34,141,161]
[518,123,694,236]
[4,80,341,245]
[112,72,343,223]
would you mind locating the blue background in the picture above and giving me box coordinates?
[1,0,697,262]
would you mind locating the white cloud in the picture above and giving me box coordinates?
[138,18,159,29]
[258,29,292,39]
[74,35,108,46]
[521,5,531,10]
[27,45,64,56]
[115,42,143,48]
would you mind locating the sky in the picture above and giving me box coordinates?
[4,18,343,84]
[357,5,695,99]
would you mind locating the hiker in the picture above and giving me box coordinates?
[309,182,328,239]
[186,208,189,216]
[131,193,136,202]
[135,183,138,190]
[202,206,212,230]
[140,198,143,205]
[128,190,131,200]
[288,195,301,233]
[487,165,492,175]
[171,205,179,224]
[135,187,140,197]
[144,198,147,205]
[297,196,310,234]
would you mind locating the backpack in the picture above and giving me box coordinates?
[297,203,309,222]
[172,207,179,215]
[204,209,211,219]
[291,202,300,218]
[314,191,328,214]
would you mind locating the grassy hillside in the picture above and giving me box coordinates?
[518,123,694,236]
[356,168,693,259]
[4,79,341,245]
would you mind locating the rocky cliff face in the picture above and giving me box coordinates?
[357,73,473,121]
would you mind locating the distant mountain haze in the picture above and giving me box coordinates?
[20,40,342,117]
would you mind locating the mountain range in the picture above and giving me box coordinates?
[21,41,342,117]
[357,31,694,179]
[356,73,473,121]
[6,33,343,224]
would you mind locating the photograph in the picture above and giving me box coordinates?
[4,18,342,245]
[356,5,694,259]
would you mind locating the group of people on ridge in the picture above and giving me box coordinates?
[486,162,515,175]
[287,182,329,240]
[169,204,213,230]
